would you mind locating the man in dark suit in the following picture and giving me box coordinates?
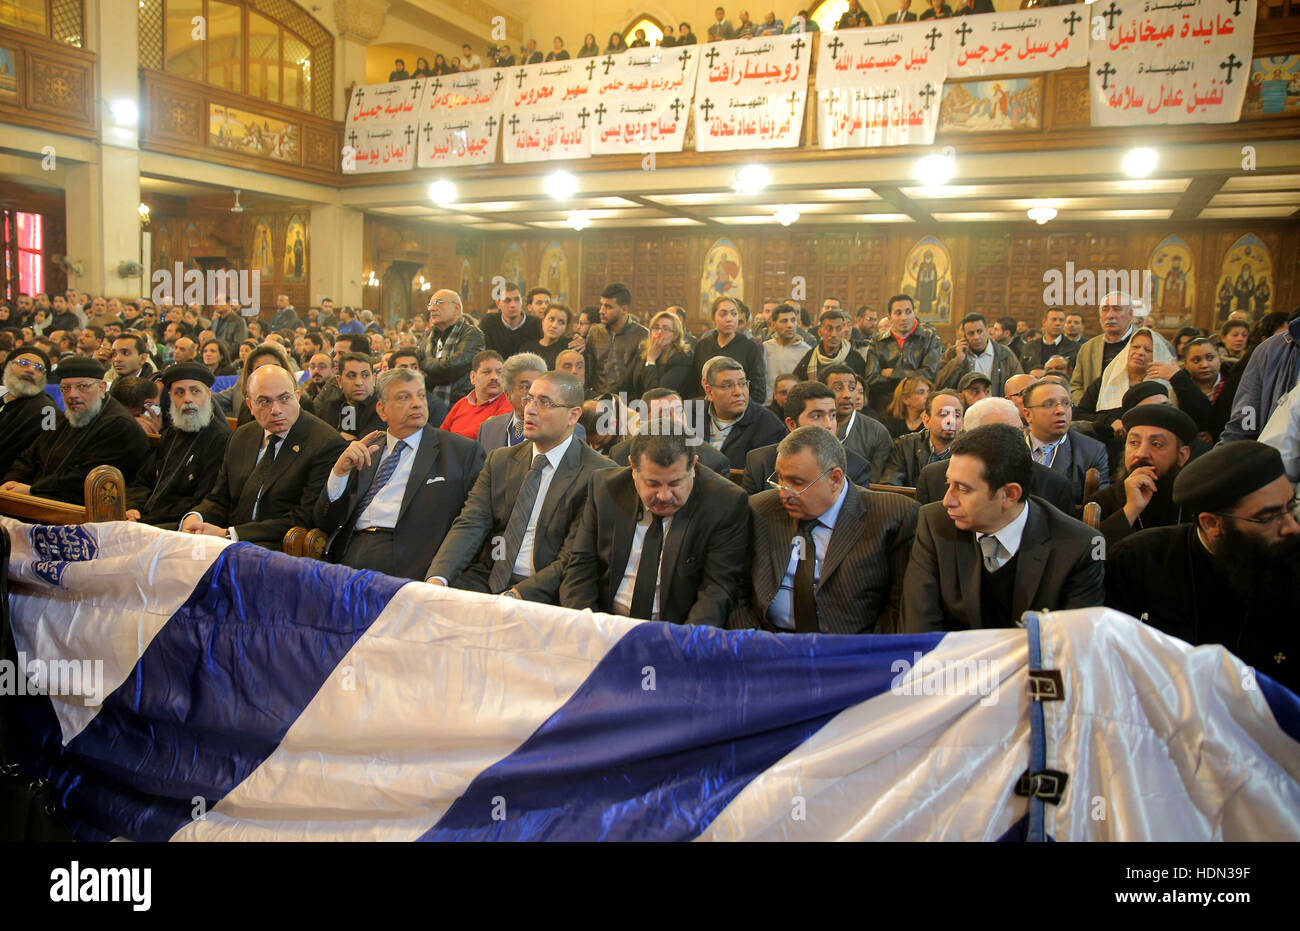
[425,371,615,602]
[314,368,484,580]
[559,432,750,626]
[914,397,1074,513]
[884,0,917,21]
[880,390,962,487]
[181,366,347,548]
[1023,378,1109,507]
[700,356,785,469]
[317,352,384,440]
[124,362,231,527]
[818,363,892,480]
[743,380,872,493]
[476,352,547,453]
[606,389,732,477]
[739,426,918,634]
[902,424,1105,632]
[0,347,58,477]
[1018,307,1080,373]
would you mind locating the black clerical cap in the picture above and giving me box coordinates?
[1121,381,1169,410]
[161,362,215,389]
[52,357,106,381]
[1121,405,1197,446]
[10,346,52,374]
[1173,441,1286,515]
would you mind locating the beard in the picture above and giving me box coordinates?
[64,395,104,428]
[1215,520,1300,598]
[3,369,44,398]
[1125,459,1183,525]
[171,400,214,433]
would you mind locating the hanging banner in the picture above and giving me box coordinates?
[1089,0,1257,126]
[818,82,944,149]
[416,110,502,167]
[343,120,419,173]
[344,79,427,128]
[947,7,1089,77]
[500,104,593,163]
[507,58,595,109]
[693,33,813,151]
[420,68,508,115]
[591,45,701,154]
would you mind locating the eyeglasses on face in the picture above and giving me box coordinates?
[11,358,46,374]
[252,393,296,411]
[711,378,748,392]
[523,393,572,412]
[1026,398,1072,412]
[59,381,100,395]
[1213,498,1300,527]
[766,467,833,497]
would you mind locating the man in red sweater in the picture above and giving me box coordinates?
[441,350,512,440]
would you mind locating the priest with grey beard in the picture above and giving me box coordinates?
[1,357,150,503]
[124,362,232,526]
[0,346,58,477]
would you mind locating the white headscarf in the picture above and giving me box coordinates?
[1097,326,1176,411]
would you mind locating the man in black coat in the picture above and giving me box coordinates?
[559,433,750,626]
[314,368,484,581]
[902,424,1105,632]
[1107,442,1299,692]
[124,363,231,527]
[180,366,346,548]
[880,390,962,487]
[699,356,785,469]
[317,352,384,440]
[0,348,58,477]
[2,357,150,503]
[743,380,872,493]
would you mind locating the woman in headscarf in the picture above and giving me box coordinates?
[1076,326,1180,428]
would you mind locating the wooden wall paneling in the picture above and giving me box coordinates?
[789,230,817,323]
[757,231,789,308]
[633,234,663,315]
[1007,232,1048,324]
[818,233,854,311]
[853,232,888,314]
[970,231,1009,321]
[660,234,689,311]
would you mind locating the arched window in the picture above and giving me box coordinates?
[809,0,851,30]
[622,15,665,47]
[0,0,85,46]
[138,0,331,117]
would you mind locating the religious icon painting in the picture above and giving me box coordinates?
[501,243,525,293]
[1243,56,1300,118]
[1218,234,1272,324]
[284,216,307,282]
[184,222,201,270]
[539,242,570,305]
[700,238,745,312]
[459,258,473,308]
[1146,236,1195,328]
[939,77,1042,133]
[0,46,17,99]
[155,226,171,274]
[899,236,952,323]
[252,220,274,276]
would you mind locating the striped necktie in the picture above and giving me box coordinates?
[355,440,408,520]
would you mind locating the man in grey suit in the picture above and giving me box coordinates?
[819,363,892,479]
[313,368,485,581]
[1023,378,1109,507]
[559,432,750,626]
[425,371,615,602]
[902,423,1105,632]
[477,352,547,452]
[738,426,918,634]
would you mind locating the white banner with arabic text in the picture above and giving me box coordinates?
[693,33,813,151]
[947,7,1089,77]
[500,104,593,163]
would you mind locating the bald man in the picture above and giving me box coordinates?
[171,336,198,364]
[1003,373,1036,425]
[181,365,346,548]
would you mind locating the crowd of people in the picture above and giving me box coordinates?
[0,283,1296,690]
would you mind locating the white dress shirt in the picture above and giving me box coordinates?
[1027,431,1067,468]
[975,500,1030,571]
[325,429,422,530]
[768,479,850,631]
[612,510,674,619]
[182,427,289,540]
[513,433,574,576]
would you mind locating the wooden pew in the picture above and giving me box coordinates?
[282,526,328,559]
[728,469,745,486]
[0,466,127,524]
[869,483,917,499]
[227,416,239,431]
[1081,501,1102,530]
[1083,467,1101,505]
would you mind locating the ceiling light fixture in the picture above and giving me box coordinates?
[914,150,956,187]
[428,179,458,206]
[1122,147,1158,178]
[774,207,800,226]
[567,210,591,231]
[1027,204,1058,224]
[546,171,578,199]
[733,164,770,195]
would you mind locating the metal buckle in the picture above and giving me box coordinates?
[1027,669,1064,702]
[1015,769,1068,805]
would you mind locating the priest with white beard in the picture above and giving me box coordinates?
[124,362,232,526]
[0,346,58,477]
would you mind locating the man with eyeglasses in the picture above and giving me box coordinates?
[0,347,58,476]
[699,356,785,469]
[425,371,616,602]
[1022,379,1108,508]
[477,352,547,452]
[421,289,485,412]
[740,426,917,634]
[742,380,872,494]
[2,357,150,503]
[558,431,749,625]
[1003,373,1036,425]
[180,365,346,547]
[1107,441,1300,692]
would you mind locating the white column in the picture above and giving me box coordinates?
[310,202,364,308]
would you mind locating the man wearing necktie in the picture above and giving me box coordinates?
[1022,379,1109,508]
[425,371,616,601]
[740,426,918,634]
[314,368,484,580]
[476,352,547,453]
[182,366,346,548]
[902,423,1105,632]
[558,431,750,625]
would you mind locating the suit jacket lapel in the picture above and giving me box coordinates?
[351,431,387,516]
[397,427,437,521]
[609,476,639,599]
[820,486,864,583]
[767,500,797,603]
[953,523,982,626]
[538,437,582,521]
[658,484,701,609]
[258,416,307,495]
[1012,501,1049,618]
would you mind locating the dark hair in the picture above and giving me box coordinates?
[949,424,1032,497]
[200,338,231,368]
[113,332,148,355]
[579,306,599,324]
[472,349,502,370]
[816,362,857,385]
[336,333,370,354]
[959,312,986,329]
[997,316,1018,336]
[1219,319,1249,337]
[783,379,836,422]
[772,302,798,322]
[387,349,420,367]
[500,280,521,295]
[1183,337,1219,356]
[336,351,373,372]
[84,324,105,341]
[305,332,324,351]
[1022,378,1067,407]
[855,304,875,319]
[818,308,849,325]
[629,432,692,470]
[601,282,632,307]
[641,387,680,404]
[887,293,915,313]
[525,287,551,304]
[110,375,160,415]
